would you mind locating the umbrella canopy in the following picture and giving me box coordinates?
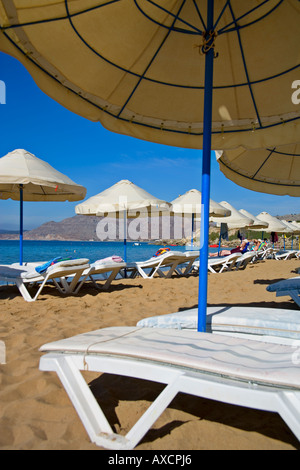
[170,189,230,247]
[0,149,86,264]
[0,149,86,201]
[1,2,299,331]
[239,209,268,230]
[255,212,293,233]
[76,179,170,262]
[75,179,169,217]
[0,2,299,150]
[210,201,254,229]
[281,220,300,234]
[290,221,300,233]
[170,189,230,217]
[216,144,300,197]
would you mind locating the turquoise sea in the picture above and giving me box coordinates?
[0,239,189,266]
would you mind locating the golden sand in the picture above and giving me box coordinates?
[0,257,299,450]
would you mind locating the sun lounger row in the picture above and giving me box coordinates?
[0,251,201,301]
[0,258,126,302]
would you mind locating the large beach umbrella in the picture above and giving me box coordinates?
[255,212,293,235]
[170,189,230,246]
[75,179,170,262]
[216,143,300,197]
[239,209,268,231]
[1,1,299,331]
[210,201,254,229]
[210,201,254,252]
[0,149,86,265]
[281,219,300,249]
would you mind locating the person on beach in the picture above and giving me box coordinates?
[210,239,249,257]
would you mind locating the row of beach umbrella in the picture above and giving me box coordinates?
[0,149,298,266]
[0,1,299,330]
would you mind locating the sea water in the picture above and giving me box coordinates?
[0,239,188,266]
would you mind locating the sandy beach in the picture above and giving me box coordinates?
[0,257,299,450]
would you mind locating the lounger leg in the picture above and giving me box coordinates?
[41,355,116,447]
[286,292,300,308]
[276,392,300,442]
[274,290,300,308]
[40,354,181,450]
[15,277,50,302]
[88,268,121,291]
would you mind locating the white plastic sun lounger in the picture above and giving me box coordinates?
[207,253,242,273]
[0,258,90,301]
[124,251,190,279]
[267,277,300,308]
[74,260,127,292]
[234,251,257,269]
[274,250,298,261]
[173,250,200,275]
[136,306,300,345]
[39,327,300,449]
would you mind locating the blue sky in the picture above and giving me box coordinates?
[0,51,299,231]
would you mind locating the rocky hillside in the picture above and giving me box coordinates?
[1,212,299,242]
[0,214,178,242]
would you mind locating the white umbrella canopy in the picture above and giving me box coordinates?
[0,149,86,201]
[216,143,300,197]
[290,221,300,233]
[255,212,293,233]
[239,209,268,230]
[281,220,300,234]
[0,149,86,265]
[210,201,254,229]
[170,189,230,217]
[76,179,170,263]
[75,179,170,217]
[0,1,299,150]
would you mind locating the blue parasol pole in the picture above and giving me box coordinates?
[198,0,215,332]
[19,184,23,265]
[123,209,127,277]
[191,213,194,247]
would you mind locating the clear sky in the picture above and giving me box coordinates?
[0,51,299,231]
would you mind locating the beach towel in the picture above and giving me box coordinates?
[35,257,72,274]
[94,256,123,264]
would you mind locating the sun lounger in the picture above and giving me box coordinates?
[207,253,242,273]
[0,258,90,301]
[136,306,300,345]
[234,251,256,269]
[267,277,300,308]
[124,251,193,279]
[74,259,127,292]
[172,250,200,276]
[39,326,300,449]
[191,253,242,274]
[256,247,276,260]
[274,250,298,260]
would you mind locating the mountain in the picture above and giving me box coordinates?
[0,212,299,242]
[0,214,177,242]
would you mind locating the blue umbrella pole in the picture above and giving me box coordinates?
[123,209,127,277]
[191,213,194,247]
[198,0,215,332]
[19,184,23,266]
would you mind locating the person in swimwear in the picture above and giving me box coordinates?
[210,239,249,257]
